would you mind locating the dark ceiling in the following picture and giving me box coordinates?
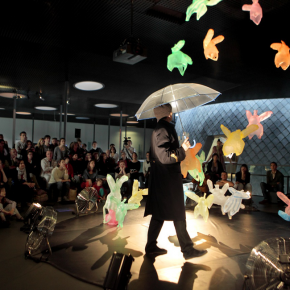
[0,0,290,128]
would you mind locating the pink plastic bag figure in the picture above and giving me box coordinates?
[270,41,290,70]
[242,0,263,25]
[246,110,273,140]
[203,29,224,61]
[105,209,118,226]
[277,192,290,221]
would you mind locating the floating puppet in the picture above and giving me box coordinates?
[242,0,263,25]
[220,124,259,158]
[185,191,214,222]
[246,110,273,139]
[270,41,290,70]
[181,143,205,185]
[103,174,139,228]
[186,0,223,21]
[207,180,229,215]
[167,40,193,76]
[128,180,148,206]
[203,29,224,61]
[223,187,250,219]
[277,191,290,221]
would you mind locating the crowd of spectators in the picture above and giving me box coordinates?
[0,132,151,227]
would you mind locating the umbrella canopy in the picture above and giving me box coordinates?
[135,83,221,120]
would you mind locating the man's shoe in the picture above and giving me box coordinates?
[183,248,207,260]
[259,199,270,205]
[145,246,168,256]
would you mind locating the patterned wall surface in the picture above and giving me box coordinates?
[175,98,290,195]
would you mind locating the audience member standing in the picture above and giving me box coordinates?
[35,138,45,160]
[16,131,27,159]
[260,162,284,204]
[123,140,134,160]
[206,139,226,171]
[109,147,119,164]
[206,153,224,184]
[90,141,103,157]
[43,135,53,154]
[53,138,69,162]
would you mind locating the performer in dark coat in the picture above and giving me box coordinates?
[144,103,207,260]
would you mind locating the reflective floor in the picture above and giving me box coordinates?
[1,196,289,290]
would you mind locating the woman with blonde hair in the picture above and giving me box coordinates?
[35,137,45,160]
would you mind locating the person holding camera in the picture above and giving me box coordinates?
[123,139,135,160]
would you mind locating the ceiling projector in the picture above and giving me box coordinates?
[113,39,147,65]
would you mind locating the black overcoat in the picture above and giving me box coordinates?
[144,118,186,221]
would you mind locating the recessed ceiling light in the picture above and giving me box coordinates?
[35,106,57,111]
[0,93,27,99]
[16,112,31,115]
[127,121,138,124]
[110,113,129,117]
[59,113,75,116]
[0,108,5,110]
[73,81,104,91]
[75,117,90,120]
[95,103,118,108]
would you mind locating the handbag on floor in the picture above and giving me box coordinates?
[68,188,77,201]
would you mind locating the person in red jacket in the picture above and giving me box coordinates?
[64,157,74,179]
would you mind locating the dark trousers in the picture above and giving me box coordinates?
[146,217,193,254]
[260,182,283,200]
[48,181,70,201]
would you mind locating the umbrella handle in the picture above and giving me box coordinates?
[183,133,196,148]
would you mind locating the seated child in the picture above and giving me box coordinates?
[94,178,107,202]
[0,186,23,227]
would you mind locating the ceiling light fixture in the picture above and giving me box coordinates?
[16,112,31,115]
[0,108,5,110]
[127,121,138,124]
[110,113,129,117]
[59,113,75,116]
[39,93,45,101]
[0,92,27,99]
[95,103,118,108]
[73,81,104,91]
[75,117,90,120]
[35,106,57,111]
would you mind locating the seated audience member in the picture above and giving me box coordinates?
[51,137,58,151]
[64,157,74,179]
[84,152,93,169]
[215,171,234,188]
[25,151,40,188]
[5,148,19,173]
[0,134,9,152]
[16,131,27,159]
[0,139,9,163]
[41,150,57,185]
[82,143,88,155]
[0,160,8,188]
[12,160,35,206]
[128,152,143,185]
[70,142,83,160]
[43,135,53,154]
[92,152,100,163]
[109,144,115,150]
[260,162,284,204]
[115,160,131,199]
[206,139,226,171]
[234,164,252,194]
[109,146,119,163]
[123,140,134,160]
[206,153,224,184]
[143,151,151,188]
[48,159,70,202]
[77,139,85,156]
[90,141,103,157]
[98,152,114,177]
[35,138,45,160]
[94,178,107,202]
[81,160,98,188]
[0,187,23,227]
[70,154,83,188]
[21,140,35,162]
[118,151,131,168]
[53,138,69,162]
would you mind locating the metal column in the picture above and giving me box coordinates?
[32,116,35,143]
[59,105,62,139]
[12,97,16,148]
[63,81,69,140]
[143,119,146,158]
[119,111,122,154]
[93,119,95,141]
[108,117,110,149]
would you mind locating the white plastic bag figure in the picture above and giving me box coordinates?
[185,191,214,222]
[223,187,251,219]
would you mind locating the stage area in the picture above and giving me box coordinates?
[2,198,290,290]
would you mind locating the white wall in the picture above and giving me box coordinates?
[0,117,153,157]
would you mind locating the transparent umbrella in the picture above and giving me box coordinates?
[135,83,220,141]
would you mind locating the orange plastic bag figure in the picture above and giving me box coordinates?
[242,0,263,25]
[203,29,224,61]
[181,143,202,178]
[220,124,259,157]
[270,41,290,70]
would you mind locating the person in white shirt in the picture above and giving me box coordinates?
[123,140,135,160]
[16,131,27,159]
[48,158,70,202]
[41,150,57,185]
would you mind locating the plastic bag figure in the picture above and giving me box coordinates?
[181,143,205,185]
[270,41,290,70]
[242,0,263,25]
[220,124,259,157]
[223,187,251,219]
[246,110,273,139]
[185,191,214,222]
[277,191,290,221]
[128,180,148,206]
[186,0,223,21]
[167,40,192,76]
[203,29,224,61]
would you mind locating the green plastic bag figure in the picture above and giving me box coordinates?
[167,40,192,76]
[186,0,223,21]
